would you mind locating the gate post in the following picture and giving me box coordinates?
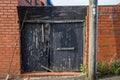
[88,0,98,80]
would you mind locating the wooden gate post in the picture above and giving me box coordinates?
[88,0,98,80]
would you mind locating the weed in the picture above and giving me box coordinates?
[109,60,120,75]
[80,64,86,73]
[97,61,110,76]
[79,64,88,77]
[97,60,120,77]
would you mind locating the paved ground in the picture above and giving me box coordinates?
[2,75,120,80]
[22,76,87,80]
[99,76,120,80]
[2,75,87,80]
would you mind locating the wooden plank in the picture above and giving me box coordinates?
[24,20,84,23]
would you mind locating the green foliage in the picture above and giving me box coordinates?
[97,61,110,76]
[97,60,120,77]
[80,64,86,73]
[109,60,120,75]
[79,64,89,77]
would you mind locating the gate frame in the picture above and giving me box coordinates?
[18,6,87,75]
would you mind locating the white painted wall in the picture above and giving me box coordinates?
[51,0,120,6]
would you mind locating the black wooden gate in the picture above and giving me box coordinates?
[21,24,49,72]
[18,6,87,72]
[50,23,84,71]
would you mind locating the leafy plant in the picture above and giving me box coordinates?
[109,60,120,75]
[80,64,86,73]
[97,60,120,77]
[97,61,110,76]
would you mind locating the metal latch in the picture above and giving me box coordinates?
[56,47,75,51]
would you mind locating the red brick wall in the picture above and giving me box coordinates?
[85,5,120,66]
[0,0,20,78]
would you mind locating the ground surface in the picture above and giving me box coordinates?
[99,76,120,80]
[2,75,120,80]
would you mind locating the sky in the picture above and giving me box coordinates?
[51,0,120,6]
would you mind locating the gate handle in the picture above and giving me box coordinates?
[56,47,75,51]
[42,24,45,43]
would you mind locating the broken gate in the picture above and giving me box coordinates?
[18,6,87,73]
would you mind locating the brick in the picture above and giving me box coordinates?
[7,4,15,7]
[0,7,4,9]
[0,12,3,15]
[7,10,15,13]
[10,1,18,4]
[0,1,3,3]
[0,69,8,73]
[85,6,120,68]
[0,10,7,13]
[0,4,7,7]
[10,7,17,10]
[3,1,10,4]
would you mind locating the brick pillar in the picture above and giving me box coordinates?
[0,0,20,78]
